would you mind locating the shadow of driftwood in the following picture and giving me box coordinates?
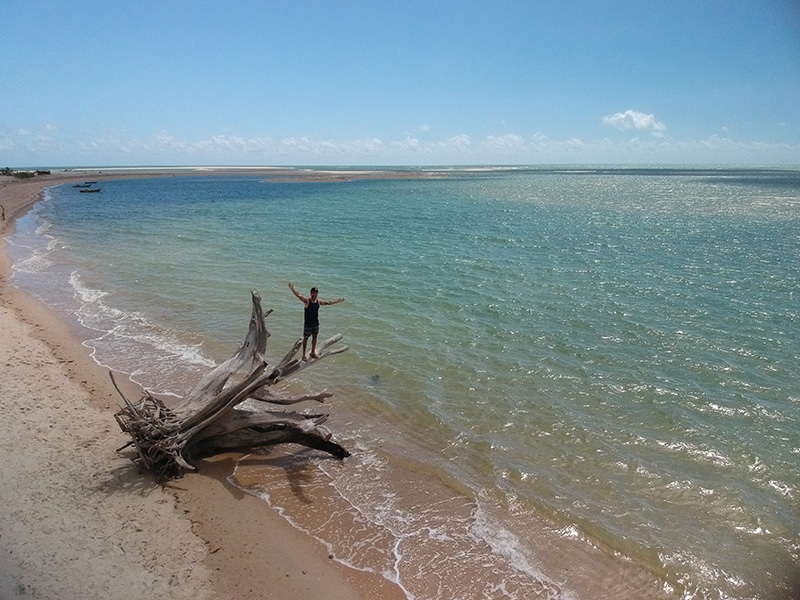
[189,447,343,505]
[90,448,169,498]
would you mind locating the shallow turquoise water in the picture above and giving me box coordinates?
[8,167,800,599]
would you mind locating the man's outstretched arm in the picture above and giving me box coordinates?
[321,297,345,306]
[288,282,308,302]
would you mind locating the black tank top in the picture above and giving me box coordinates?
[304,300,320,327]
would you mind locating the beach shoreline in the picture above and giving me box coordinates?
[0,170,407,600]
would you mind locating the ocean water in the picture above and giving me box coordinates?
[6,167,800,600]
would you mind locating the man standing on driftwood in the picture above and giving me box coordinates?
[288,282,345,360]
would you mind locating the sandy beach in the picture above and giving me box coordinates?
[0,171,407,600]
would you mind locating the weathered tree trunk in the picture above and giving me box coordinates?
[114,291,350,481]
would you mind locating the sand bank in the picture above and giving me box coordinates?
[0,171,406,600]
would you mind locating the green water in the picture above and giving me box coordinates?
[8,167,800,599]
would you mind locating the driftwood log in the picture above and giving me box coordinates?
[114,291,351,481]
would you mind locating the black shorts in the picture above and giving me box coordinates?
[303,325,319,338]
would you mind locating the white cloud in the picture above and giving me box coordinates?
[352,137,386,154]
[278,136,386,157]
[485,134,527,153]
[392,136,421,152]
[279,136,329,155]
[602,110,666,136]
[152,132,273,154]
[3,123,799,166]
[443,134,471,152]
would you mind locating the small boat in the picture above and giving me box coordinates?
[73,183,92,188]
[79,188,101,193]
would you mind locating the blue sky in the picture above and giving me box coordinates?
[2,1,799,166]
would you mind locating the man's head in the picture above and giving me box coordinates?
[310,287,319,298]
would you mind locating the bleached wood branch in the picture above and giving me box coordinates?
[114,291,350,481]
